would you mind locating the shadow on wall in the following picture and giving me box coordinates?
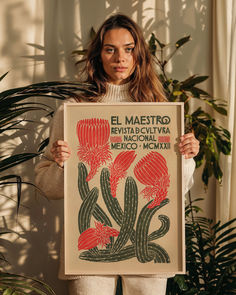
[0,1,211,295]
[167,0,211,81]
[1,2,33,88]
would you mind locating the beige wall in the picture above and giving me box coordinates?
[0,1,213,294]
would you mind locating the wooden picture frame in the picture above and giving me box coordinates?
[64,102,185,275]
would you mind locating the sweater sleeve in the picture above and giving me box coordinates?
[183,158,195,194]
[35,103,65,199]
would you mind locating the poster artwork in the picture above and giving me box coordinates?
[64,103,185,275]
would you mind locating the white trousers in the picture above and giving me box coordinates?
[68,276,167,295]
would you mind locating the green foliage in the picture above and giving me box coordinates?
[0,228,56,294]
[0,78,93,134]
[166,198,236,295]
[0,272,56,295]
[0,73,92,293]
[0,73,92,208]
[148,34,231,186]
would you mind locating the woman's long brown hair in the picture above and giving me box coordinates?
[80,14,166,102]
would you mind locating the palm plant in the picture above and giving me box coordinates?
[0,272,56,295]
[166,197,236,295]
[0,72,92,294]
[0,73,93,209]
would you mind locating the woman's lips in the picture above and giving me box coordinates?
[114,67,127,72]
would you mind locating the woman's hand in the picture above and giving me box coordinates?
[50,140,71,168]
[179,133,199,159]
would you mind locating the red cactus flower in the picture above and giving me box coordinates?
[78,221,119,250]
[77,118,112,181]
[134,151,170,208]
[109,151,136,198]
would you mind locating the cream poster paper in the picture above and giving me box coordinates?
[64,102,185,275]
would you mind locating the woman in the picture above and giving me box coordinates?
[35,14,199,295]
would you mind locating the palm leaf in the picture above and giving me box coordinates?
[0,272,55,295]
[167,199,236,294]
[0,153,39,173]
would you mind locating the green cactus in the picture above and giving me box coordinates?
[78,163,113,226]
[135,199,169,263]
[78,163,171,264]
[78,162,90,200]
[78,187,99,255]
[79,245,136,262]
[148,215,170,241]
[100,168,136,243]
[79,243,169,263]
[78,187,98,234]
[148,242,170,263]
[111,177,138,253]
[78,162,114,248]
[100,168,124,226]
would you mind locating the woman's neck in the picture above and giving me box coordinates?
[101,82,132,103]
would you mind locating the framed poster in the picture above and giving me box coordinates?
[64,102,185,275]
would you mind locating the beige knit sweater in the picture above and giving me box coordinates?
[35,83,195,280]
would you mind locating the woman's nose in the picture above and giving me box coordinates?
[115,49,125,62]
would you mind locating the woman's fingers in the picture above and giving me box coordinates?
[179,133,199,159]
[50,140,71,167]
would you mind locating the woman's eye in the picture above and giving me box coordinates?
[105,48,115,53]
[104,47,134,54]
[125,47,134,53]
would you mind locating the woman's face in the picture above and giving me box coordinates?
[101,28,135,85]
